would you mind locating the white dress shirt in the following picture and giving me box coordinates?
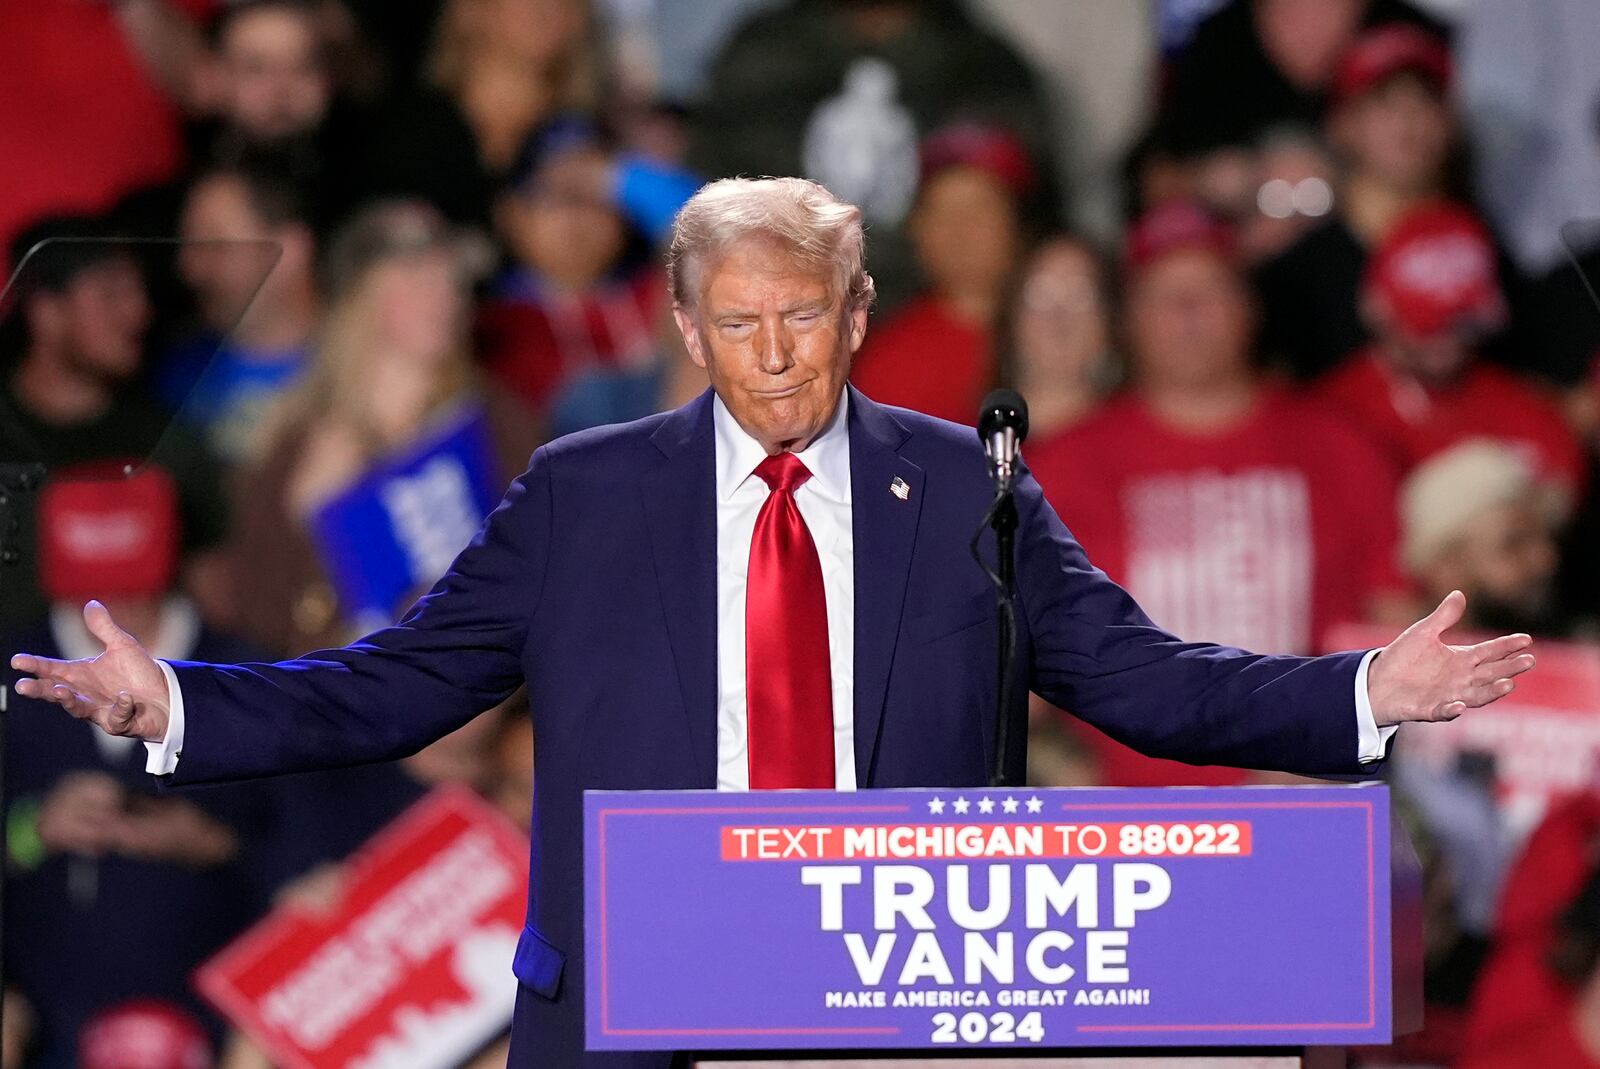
[145,391,1394,778]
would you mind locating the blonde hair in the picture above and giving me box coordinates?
[261,250,472,463]
[666,177,875,312]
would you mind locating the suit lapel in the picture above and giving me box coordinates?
[848,387,923,787]
[641,390,719,785]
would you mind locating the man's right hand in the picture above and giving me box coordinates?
[9,600,170,742]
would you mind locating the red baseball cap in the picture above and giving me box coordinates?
[1332,24,1452,109]
[1364,203,1506,341]
[1124,199,1236,276]
[38,461,179,603]
[919,123,1038,199]
[79,1000,212,1069]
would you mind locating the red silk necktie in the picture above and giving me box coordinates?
[746,452,835,789]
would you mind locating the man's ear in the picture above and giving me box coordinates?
[674,306,708,369]
[847,299,869,353]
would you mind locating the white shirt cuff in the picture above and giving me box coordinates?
[1354,648,1397,765]
[143,659,187,775]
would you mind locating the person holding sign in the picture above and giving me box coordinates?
[10,177,1538,1069]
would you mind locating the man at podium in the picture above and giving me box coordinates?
[11,177,1537,1069]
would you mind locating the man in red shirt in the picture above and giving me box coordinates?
[849,123,1035,424]
[1029,200,1409,786]
[1318,203,1586,499]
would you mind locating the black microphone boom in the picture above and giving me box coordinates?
[977,388,1029,492]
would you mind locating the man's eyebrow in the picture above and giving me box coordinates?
[781,298,833,314]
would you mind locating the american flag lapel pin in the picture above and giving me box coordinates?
[890,476,911,501]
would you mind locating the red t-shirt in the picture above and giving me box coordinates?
[1026,387,1405,787]
[1317,349,1587,497]
[0,0,191,258]
[850,295,993,425]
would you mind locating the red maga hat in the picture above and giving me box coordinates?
[1364,202,1506,341]
[919,122,1038,199]
[38,462,179,603]
[1124,199,1236,276]
[79,999,212,1069]
[1332,24,1451,109]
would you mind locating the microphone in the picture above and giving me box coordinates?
[977,389,1029,493]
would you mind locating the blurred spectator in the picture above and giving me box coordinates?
[850,124,1033,424]
[0,0,191,257]
[1004,235,1116,439]
[1254,23,1458,378]
[426,0,600,178]
[0,468,270,1069]
[80,1000,214,1069]
[1462,790,1600,1068]
[477,115,700,438]
[1459,0,1600,388]
[156,158,320,463]
[1028,201,1408,786]
[1158,0,1443,159]
[228,200,538,655]
[1317,203,1587,496]
[0,218,230,634]
[1402,440,1577,637]
[688,0,1060,310]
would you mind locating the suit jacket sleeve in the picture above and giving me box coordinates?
[1015,463,1372,777]
[164,449,554,786]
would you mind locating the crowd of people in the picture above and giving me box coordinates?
[2,0,1599,1066]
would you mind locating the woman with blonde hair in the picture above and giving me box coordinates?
[227,200,539,656]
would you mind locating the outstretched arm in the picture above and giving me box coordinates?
[12,450,555,786]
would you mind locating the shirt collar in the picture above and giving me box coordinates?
[712,388,851,505]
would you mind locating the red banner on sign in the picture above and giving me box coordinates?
[1326,624,1600,835]
[196,786,529,1069]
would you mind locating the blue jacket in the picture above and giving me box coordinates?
[163,387,1371,1067]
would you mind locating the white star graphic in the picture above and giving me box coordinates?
[977,796,996,815]
[1002,796,1020,814]
[952,796,971,814]
[1025,796,1044,814]
[927,797,945,815]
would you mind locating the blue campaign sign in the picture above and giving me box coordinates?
[584,783,1407,1052]
[309,404,502,629]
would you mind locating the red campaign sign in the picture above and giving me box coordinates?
[1326,624,1600,835]
[196,786,529,1069]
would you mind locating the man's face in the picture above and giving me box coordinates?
[909,166,1022,300]
[179,175,280,330]
[1381,328,1473,385]
[497,148,626,291]
[1126,248,1254,391]
[218,7,330,142]
[33,258,152,380]
[674,239,866,454]
[1334,75,1452,196]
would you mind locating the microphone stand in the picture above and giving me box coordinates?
[0,461,44,1043]
[971,485,1023,788]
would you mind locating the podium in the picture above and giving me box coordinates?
[582,783,1422,1067]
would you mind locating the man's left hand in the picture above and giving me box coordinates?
[1367,590,1537,729]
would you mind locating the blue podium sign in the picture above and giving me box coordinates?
[584,784,1398,1051]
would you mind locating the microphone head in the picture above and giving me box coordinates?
[977,388,1029,443]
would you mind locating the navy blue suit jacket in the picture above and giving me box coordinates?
[164,388,1371,1067]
